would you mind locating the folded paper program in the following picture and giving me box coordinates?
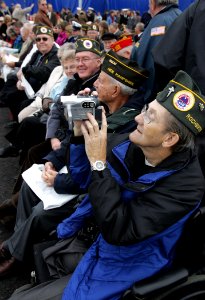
[22,164,77,210]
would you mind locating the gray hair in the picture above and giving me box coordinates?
[108,74,138,95]
[57,42,76,59]
[61,49,76,62]
[165,111,195,152]
[135,22,145,32]
[155,0,179,5]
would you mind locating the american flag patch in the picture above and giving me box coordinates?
[151,26,166,36]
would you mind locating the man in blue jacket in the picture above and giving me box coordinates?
[8,71,205,300]
[0,50,148,278]
[131,0,181,103]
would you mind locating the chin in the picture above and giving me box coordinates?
[78,71,88,79]
[129,130,141,143]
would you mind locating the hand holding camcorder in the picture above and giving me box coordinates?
[61,95,102,130]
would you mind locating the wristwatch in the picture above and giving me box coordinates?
[91,160,107,171]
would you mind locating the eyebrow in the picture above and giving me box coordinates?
[147,106,158,121]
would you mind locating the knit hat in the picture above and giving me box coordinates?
[102,50,149,89]
[75,38,101,56]
[157,70,205,135]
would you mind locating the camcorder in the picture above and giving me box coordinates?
[61,95,102,130]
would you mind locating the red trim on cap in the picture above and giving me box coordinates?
[110,36,133,52]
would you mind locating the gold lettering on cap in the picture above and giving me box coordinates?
[115,72,134,86]
[107,67,114,74]
[186,114,202,132]
[109,59,117,65]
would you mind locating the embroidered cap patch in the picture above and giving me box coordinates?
[173,90,195,112]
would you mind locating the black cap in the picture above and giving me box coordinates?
[157,70,205,135]
[102,50,149,89]
[101,33,117,41]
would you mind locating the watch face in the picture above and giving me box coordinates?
[92,160,106,171]
[96,161,104,170]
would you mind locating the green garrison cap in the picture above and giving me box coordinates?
[36,25,53,37]
[101,50,149,89]
[75,38,101,56]
[157,70,205,135]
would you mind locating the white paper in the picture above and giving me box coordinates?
[22,164,77,210]
[21,74,35,99]
[4,53,19,63]
[0,47,19,54]
[2,65,12,82]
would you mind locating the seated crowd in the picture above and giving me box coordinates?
[0,0,205,299]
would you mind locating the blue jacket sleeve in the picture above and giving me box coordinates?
[69,143,91,189]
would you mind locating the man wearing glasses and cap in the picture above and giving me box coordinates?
[0,25,60,157]
[7,70,205,300]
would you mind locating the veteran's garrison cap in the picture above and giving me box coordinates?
[75,38,101,56]
[157,70,205,135]
[110,35,133,52]
[101,50,149,89]
[35,25,53,37]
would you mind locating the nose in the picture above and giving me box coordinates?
[93,78,98,88]
[135,113,144,124]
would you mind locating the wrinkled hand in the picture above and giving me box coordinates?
[6,61,15,68]
[42,162,57,186]
[17,69,22,80]
[78,88,91,96]
[73,120,83,136]
[16,80,25,90]
[81,110,107,164]
[78,88,98,97]
[42,97,53,112]
[51,138,61,150]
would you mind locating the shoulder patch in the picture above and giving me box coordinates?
[151,26,166,36]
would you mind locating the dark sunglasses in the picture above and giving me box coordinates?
[36,37,48,42]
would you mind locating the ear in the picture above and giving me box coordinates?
[96,58,102,68]
[124,50,131,59]
[162,132,179,148]
[150,0,156,14]
[111,84,121,98]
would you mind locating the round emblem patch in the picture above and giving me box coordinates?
[83,40,93,49]
[92,25,97,30]
[173,90,195,112]
[40,27,47,34]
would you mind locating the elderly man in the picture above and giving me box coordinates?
[0,39,102,224]
[131,0,181,103]
[101,32,117,52]
[0,50,148,279]
[0,25,60,157]
[8,71,205,300]
[34,0,52,28]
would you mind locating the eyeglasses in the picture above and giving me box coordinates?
[75,57,99,64]
[141,104,152,124]
[36,37,48,42]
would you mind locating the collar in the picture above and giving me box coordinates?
[156,4,179,15]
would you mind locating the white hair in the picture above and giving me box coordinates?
[108,74,138,95]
